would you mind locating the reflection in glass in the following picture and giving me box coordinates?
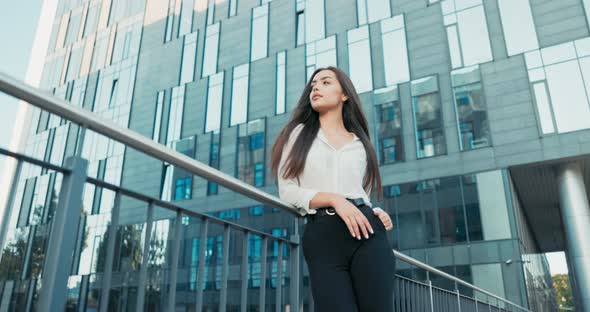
[250,4,269,62]
[381,15,410,86]
[451,66,490,150]
[381,173,485,250]
[347,26,373,93]
[208,130,221,195]
[237,119,266,186]
[411,76,446,158]
[373,86,403,164]
[230,64,250,126]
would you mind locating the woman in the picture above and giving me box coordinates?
[271,67,396,311]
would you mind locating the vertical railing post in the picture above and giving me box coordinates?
[167,211,183,311]
[276,241,284,312]
[290,218,301,312]
[98,190,121,312]
[195,218,209,311]
[0,159,22,253]
[475,295,479,312]
[456,288,462,312]
[135,201,154,312]
[240,231,249,312]
[219,224,231,312]
[259,237,268,312]
[37,156,87,312]
[428,280,434,312]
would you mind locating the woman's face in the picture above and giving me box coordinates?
[309,70,348,113]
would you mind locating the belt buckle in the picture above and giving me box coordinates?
[326,208,336,215]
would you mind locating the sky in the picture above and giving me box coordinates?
[0,0,571,278]
[0,0,43,163]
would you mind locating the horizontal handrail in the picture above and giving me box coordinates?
[0,72,304,217]
[394,250,530,311]
[0,72,530,311]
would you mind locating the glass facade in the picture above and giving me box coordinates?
[381,14,410,86]
[250,3,269,62]
[230,64,250,126]
[347,25,373,94]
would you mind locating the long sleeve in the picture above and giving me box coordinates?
[277,124,319,214]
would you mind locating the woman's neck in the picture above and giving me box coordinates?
[319,109,347,134]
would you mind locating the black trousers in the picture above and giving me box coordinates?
[302,205,396,312]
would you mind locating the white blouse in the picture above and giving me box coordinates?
[277,123,373,215]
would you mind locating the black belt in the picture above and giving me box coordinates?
[309,197,368,219]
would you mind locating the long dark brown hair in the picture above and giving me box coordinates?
[270,66,383,200]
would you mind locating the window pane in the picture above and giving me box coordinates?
[366,0,390,24]
[498,0,538,56]
[229,0,238,16]
[374,86,403,164]
[411,76,446,158]
[276,52,286,115]
[347,26,373,93]
[381,15,410,85]
[167,85,185,146]
[250,4,269,62]
[205,72,224,133]
[306,36,337,79]
[545,60,590,133]
[153,91,165,142]
[451,66,491,150]
[305,0,325,43]
[180,32,198,84]
[438,177,467,245]
[296,10,305,46]
[532,82,555,134]
[202,23,220,78]
[178,0,195,37]
[237,119,266,186]
[476,170,511,240]
[446,25,463,69]
[230,64,250,126]
[456,6,493,66]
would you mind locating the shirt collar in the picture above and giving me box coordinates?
[316,128,360,150]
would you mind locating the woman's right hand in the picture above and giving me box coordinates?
[331,196,374,240]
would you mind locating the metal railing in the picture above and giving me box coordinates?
[0,72,531,311]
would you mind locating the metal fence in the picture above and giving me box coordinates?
[0,72,531,311]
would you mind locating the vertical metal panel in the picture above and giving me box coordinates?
[290,219,301,312]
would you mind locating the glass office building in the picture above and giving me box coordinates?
[7,0,590,310]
